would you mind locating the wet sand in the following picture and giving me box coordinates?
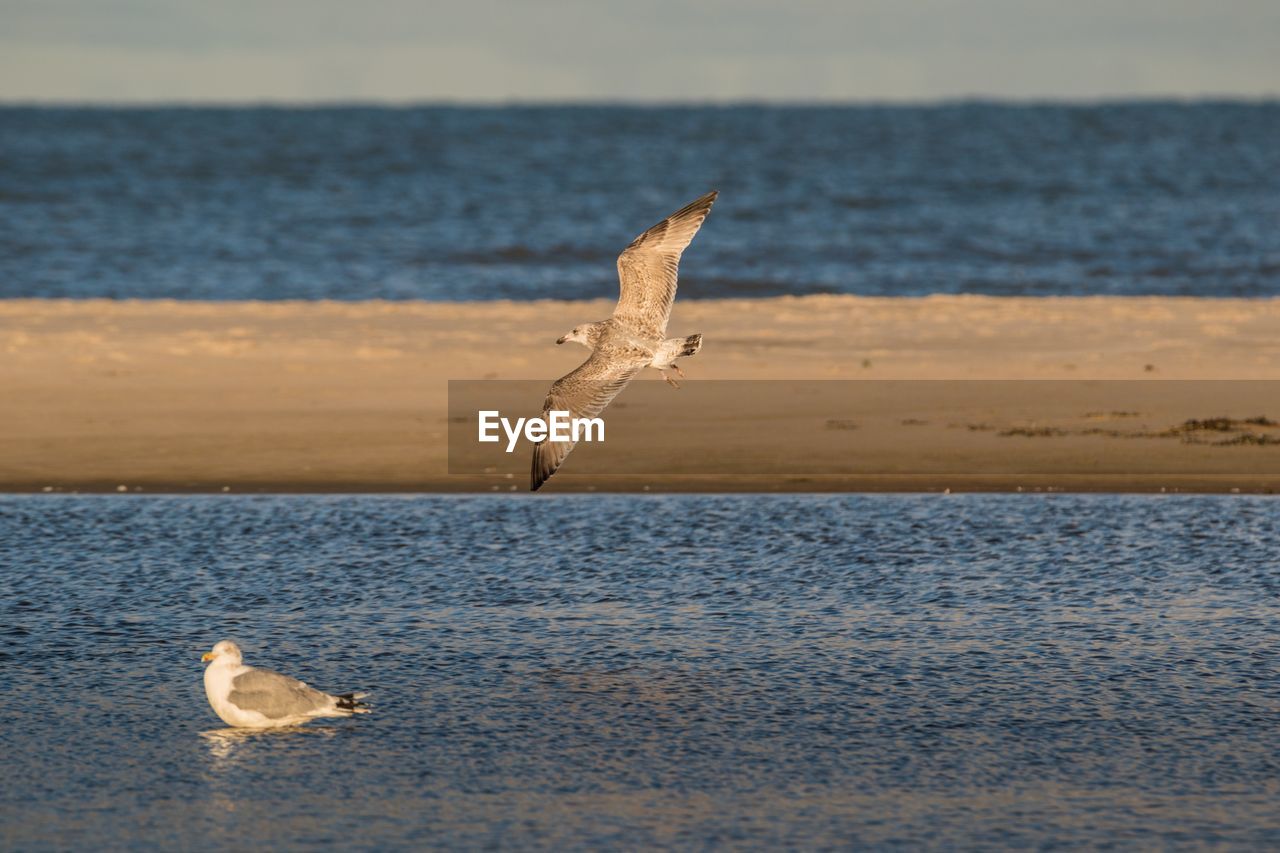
[2,296,1278,492]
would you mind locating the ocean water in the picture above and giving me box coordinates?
[2,493,1277,849]
[2,103,1279,301]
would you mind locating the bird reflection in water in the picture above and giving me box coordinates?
[199,726,337,768]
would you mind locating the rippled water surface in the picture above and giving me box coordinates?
[4,104,1280,299]
[2,494,1278,849]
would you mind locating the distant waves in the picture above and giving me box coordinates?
[2,103,1279,300]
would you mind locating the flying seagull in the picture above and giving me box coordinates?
[532,190,717,491]
[201,639,370,728]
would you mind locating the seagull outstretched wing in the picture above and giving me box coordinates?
[613,191,717,338]
[531,348,648,491]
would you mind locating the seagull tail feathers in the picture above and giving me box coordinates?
[681,333,702,357]
[335,692,371,714]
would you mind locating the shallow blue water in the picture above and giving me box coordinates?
[3,103,1279,300]
[1,494,1277,848]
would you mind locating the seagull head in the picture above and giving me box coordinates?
[202,639,243,666]
[556,322,603,348]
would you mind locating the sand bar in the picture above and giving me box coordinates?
[2,296,1279,493]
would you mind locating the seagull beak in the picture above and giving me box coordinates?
[555,335,567,345]
[202,651,215,662]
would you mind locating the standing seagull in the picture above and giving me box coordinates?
[532,190,717,491]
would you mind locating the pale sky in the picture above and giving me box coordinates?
[3,0,1278,103]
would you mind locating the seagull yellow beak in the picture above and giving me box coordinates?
[202,651,215,662]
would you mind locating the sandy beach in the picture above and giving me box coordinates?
[2,296,1279,493]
